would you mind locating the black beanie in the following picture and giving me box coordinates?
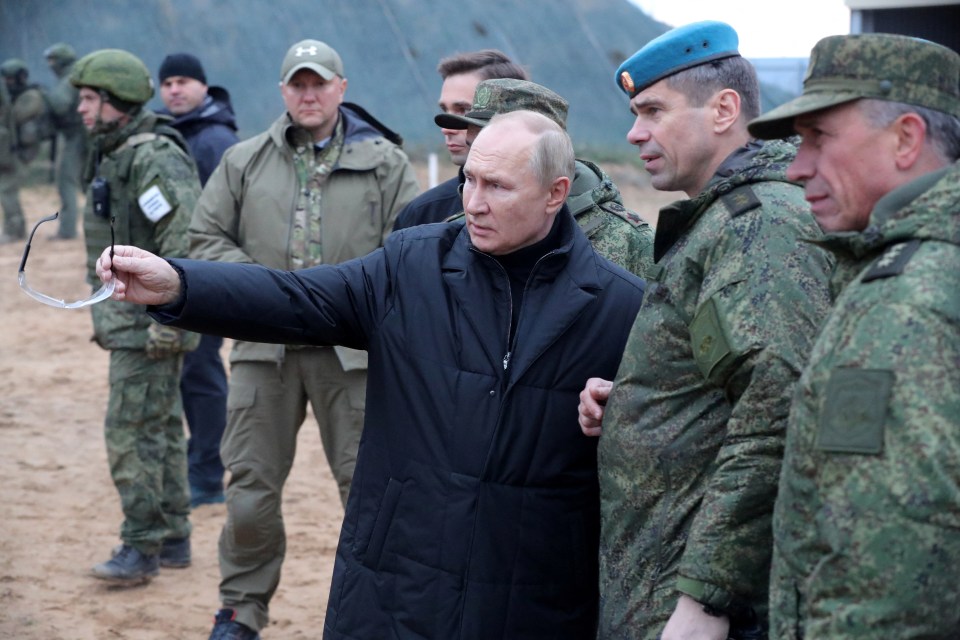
[158,53,207,84]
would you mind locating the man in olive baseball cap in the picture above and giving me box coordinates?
[750,33,960,639]
[280,38,343,83]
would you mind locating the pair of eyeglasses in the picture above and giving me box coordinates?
[17,211,116,309]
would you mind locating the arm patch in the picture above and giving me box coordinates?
[138,179,174,222]
[817,368,893,454]
[690,297,734,380]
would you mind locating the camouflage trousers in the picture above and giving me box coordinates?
[53,131,87,239]
[0,163,25,238]
[105,349,191,554]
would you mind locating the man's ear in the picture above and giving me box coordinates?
[547,176,571,212]
[712,88,741,134]
[892,112,928,171]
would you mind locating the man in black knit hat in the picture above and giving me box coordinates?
[157,52,240,508]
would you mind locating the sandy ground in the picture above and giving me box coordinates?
[0,169,674,639]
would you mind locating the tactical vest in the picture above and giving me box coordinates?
[85,122,190,350]
[84,125,187,283]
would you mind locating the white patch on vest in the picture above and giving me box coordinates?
[138,185,172,222]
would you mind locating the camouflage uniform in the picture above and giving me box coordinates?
[597,139,833,638]
[744,33,960,639]
[771,159,960,640]
[0,60,49,240]
[83,106,201,555]
[568,158,654,277]
[44,44,87,240]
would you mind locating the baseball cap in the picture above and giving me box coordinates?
[281,39,344,83]
[615,21,740,98]
[434,78,568,130]
[749,33,960,140]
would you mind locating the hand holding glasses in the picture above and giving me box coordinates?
[18,211,116,309]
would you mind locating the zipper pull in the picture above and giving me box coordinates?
[503,351,511,371]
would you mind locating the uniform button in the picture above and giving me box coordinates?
[489,389,495,396]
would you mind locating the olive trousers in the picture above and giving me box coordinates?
[217,347,366,632]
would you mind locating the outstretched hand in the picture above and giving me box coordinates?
[96,245,182,306]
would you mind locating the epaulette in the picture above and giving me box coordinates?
[599,200,645,227]
[720,185,762,218]
[861,239,922,282]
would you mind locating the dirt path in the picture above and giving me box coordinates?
[0,185,342,639]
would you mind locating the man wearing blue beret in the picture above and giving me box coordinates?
[578,20,834,639]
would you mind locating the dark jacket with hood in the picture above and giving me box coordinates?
[157,86,238,185]
[153,207,645,639]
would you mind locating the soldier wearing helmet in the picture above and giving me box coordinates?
[71,49,202,586]
[44,42,87,240]
[0,58,50,244]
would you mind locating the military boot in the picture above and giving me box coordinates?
[159,537,192,568]
[208,608,261,640]
[91,544,159,584]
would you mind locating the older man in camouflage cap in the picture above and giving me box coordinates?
[748,33,960,639]
[435,78,655,277]
[578,20,834,640]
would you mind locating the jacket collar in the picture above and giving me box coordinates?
[440,206,603,386]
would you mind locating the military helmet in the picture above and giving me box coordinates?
[0,58,29,77]
[69,49,154,104]
[44,43,77,64]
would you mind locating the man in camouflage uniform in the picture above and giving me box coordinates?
[188,39,418,640]
[71,48,201,584]
[437,78,655,277]
[748,34,960,639]
[44,43,87,240]
[0,59,49,243]
[577,21,833,639]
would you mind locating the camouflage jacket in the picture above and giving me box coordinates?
[46,63,84,135]
[771,161,960,639]
[0,85,49,169]
[597,139,833,638]
[84,109,201,349]
[447,158,655,278]
[567,158,654,278]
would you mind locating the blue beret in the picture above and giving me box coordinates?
[616,20,740,97]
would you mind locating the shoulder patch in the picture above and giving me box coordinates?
[720,185,762,218]
[861,240,922,282]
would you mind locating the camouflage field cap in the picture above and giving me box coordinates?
[434,78,569,130]
[749,33,960,140]
[281,39,343,83]
[615,21,740,98]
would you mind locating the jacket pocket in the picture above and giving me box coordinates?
[362,477,403,571]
